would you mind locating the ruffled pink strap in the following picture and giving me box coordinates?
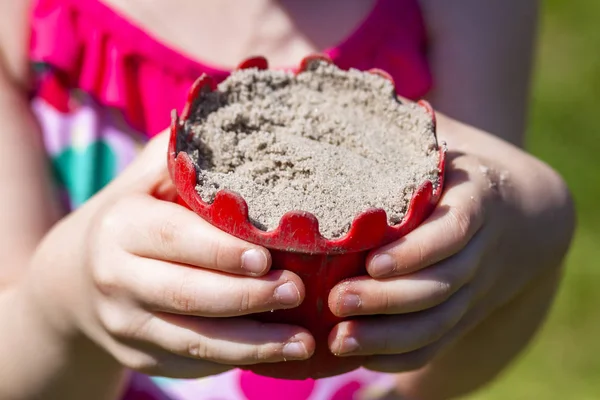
[29,0,432,137]
[30,0,211,135]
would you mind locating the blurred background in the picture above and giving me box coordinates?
[468,0,600,398]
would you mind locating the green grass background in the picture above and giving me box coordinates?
[468,0,600,398]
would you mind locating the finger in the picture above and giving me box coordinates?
[361,305,482,374]
[107,256,304,317]
[362,280,501,373]
[330,231,485,317]
[144,353,232,379]
[94,303,230,376]
[367,169,486,278]
[106,341,232,379]
[104,194,271,276]
[329,286,471,357]
[362,344,442,374]
[140,313,315,365]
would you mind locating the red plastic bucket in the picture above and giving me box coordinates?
[168,54,446,379]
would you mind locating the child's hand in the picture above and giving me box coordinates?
[326,113,574,372]
[20,131,314,379]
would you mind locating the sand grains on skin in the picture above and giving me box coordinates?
[181,61,440,239]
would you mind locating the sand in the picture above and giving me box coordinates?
[180,61,440,239]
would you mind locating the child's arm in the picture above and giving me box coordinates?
[421,0,539,146]
[398,1,567,393]
[394,0,572,395]
[327,1,575,398]
[0,0,63,287]
[0,2,127,398]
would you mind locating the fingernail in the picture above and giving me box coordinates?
[274,282,300,306]
[338,294,361,316]
[241,249,267,274]
[336,336,360,355]
[283,341,308,360]
[370,254,396,277]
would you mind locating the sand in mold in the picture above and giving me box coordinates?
[181,61,440,239]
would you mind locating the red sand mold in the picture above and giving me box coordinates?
[168,54,446,379]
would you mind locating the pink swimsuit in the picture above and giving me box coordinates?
[28,0,432,398]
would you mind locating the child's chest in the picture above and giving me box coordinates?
[101,0,377,68]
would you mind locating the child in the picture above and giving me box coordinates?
[0,0,575,399]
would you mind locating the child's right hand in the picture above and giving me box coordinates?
[19,130,315,379]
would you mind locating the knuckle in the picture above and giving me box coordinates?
[250,323,280,362]
[237,284,252,313]
[96,210,122,237]
[207,239,232,271]
[127,314,154,340]
[98,304,132,338]
[447,206,473,243]
[397,238,429,272]
[164,275,199,313]
[470,197,486,227]
[379,286,395,313]
[399,240,428,272]
[414,240,428,268]
[92,263,120,296]
[187,339,209,360]
[93,196,142,249]
[254,344,276,362]
[100,196,137,234]
[98,305,153,341]
[153,217,179,249]
[118,351,161,374]
[430,279,455,305]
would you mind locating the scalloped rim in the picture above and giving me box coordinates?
[168,54,447,254]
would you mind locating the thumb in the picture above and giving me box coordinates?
[103,128,176,200]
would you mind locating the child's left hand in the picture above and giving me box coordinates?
[327,111,575,372]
